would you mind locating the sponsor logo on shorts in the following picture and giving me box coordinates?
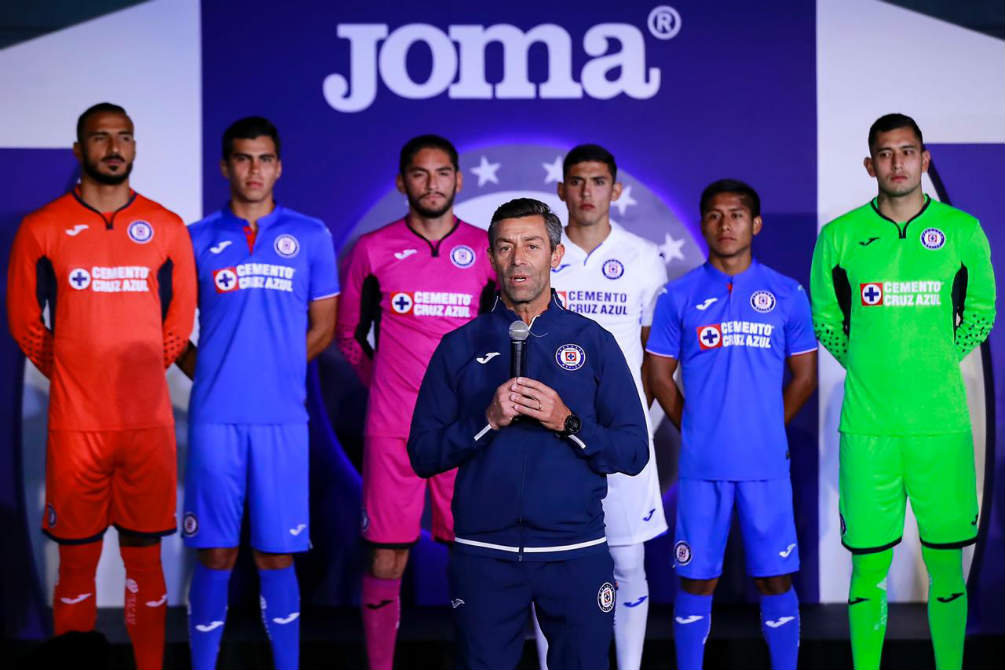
[127,220,154,244]
[289,523,307,536]
[182,513,199,537]
[642,508,656,522]
[674,540,693,566]
[936,592,964,603]
[860,282,883,306]
[848,597,868,606]
[920,227,946,250]
[46,503,57,527]
[602,258,624,279]
[779,543,797,558]
[365,599,393,610]
[449,244,476,268]
[126,578,139,594]
[597,582,616,613]
[450,598,466,609]
[274,234,300,258]
[195,620,225,632]
[750,290,776,313]
[624,595,648,608]
[555,344,586,370]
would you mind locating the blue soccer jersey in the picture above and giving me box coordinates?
[646,260,816,480]
[188,206,339,424]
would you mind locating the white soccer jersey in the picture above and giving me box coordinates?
[551,223,669,545]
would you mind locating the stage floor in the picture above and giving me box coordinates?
[8,603,1004,669]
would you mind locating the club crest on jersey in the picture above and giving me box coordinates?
[68,268,92,290]
[602,258,624,280]
[920,227,946,250]
[449,244,476,268]
[127,220,154,244]
[555,344,586,370]
[697,324,722,350]
[860,282,883,306]
[597,582,616,613]
[182,513,199,537]
[274,234,300,258]
[390,292,414,314]
[46,504,56,527]
[674,541,693,566]
[213,267,239,293]
[750,290,776,313]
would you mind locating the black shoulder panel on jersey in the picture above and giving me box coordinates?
[478,280,497,315]
[356,273,381,358]
[158,258,174,321]
[952,263,968,332]
[36,256,56,332]
[832,265,852,335]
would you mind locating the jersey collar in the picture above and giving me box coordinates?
[221,203,284,228]
[491,289,564,331]
[702,258,760,287]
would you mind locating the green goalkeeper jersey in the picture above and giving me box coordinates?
[810,195,996,435]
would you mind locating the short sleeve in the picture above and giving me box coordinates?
[644,286,680,358]
[784,283,818,356]
[639,248,669,327]
[310,224,340,301]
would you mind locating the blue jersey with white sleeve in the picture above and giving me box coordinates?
[646,260,816,480]
[188,206,339,424]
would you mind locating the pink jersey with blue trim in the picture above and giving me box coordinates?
[335,218,496,438]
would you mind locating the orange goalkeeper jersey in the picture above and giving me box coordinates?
[7,189,196,430]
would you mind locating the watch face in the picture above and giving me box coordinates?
[565,414,581,434]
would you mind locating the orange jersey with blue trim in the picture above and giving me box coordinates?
[7,190,196,430]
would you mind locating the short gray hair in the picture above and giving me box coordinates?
[488,198,562,250]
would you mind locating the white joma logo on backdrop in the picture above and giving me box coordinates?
[323,21,669,112]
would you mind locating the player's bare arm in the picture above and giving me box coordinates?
[645,352,682,429]
[177,341,197,379]
[782,350,817,424]
[640,325,653,406]
[307,296,338,361]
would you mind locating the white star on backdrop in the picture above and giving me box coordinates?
[611,184,637,216]
[542,155,564,184]
[659,233,686,264]
[470,156,500,187]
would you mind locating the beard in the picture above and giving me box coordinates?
[407,189,455,219]
[82,154,133,186]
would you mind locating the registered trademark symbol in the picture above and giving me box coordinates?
[647,5,682,40]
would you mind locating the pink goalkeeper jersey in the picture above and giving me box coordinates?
[336,218,496,438]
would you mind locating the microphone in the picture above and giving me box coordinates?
[509,320,530,378]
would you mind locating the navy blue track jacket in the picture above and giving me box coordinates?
[408,293,649,561]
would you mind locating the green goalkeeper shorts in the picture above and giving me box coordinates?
[838,431,979,553]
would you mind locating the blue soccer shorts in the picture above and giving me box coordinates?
[673,478,799,579]
[182,423,309,553]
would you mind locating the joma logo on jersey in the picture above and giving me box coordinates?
[860,282,883,306]
[324,21,663,113]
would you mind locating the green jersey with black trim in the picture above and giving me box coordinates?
[810,196,996,435]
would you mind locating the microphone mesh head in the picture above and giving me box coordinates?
[508,320,530,341]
